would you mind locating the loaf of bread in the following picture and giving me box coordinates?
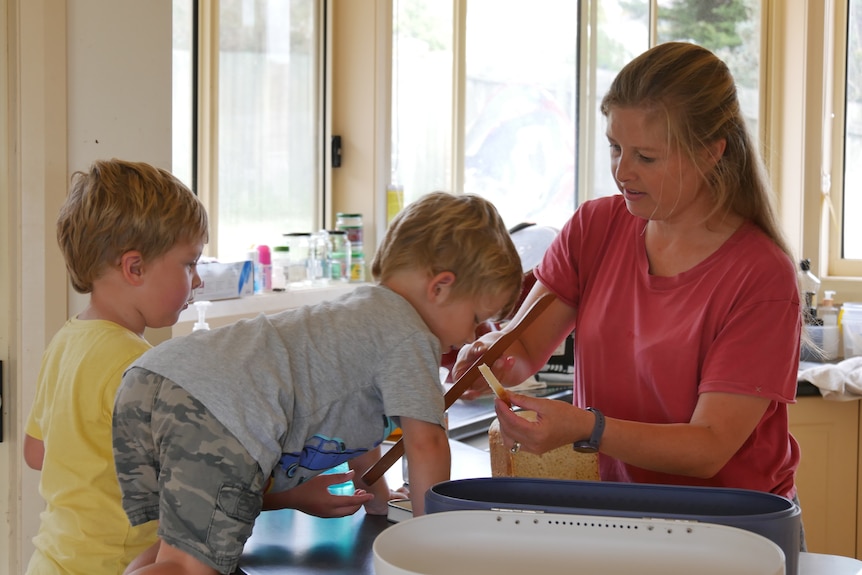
[488,411,599,481]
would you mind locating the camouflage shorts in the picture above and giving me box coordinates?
[113,367,267,574]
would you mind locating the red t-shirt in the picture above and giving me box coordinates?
[535,195,801,497]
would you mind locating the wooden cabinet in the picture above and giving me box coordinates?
[789,398,859,558]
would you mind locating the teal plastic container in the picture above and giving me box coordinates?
[322,462,355,495]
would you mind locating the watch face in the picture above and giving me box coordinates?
[572,442,598,454]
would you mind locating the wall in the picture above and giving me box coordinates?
[0,1,172,571]
[330,0,389,252]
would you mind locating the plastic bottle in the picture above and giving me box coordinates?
[271,245,289,291]
[248,249,263,295]
[386,179,404,224]
[817,290,839,326]
[256,244,272,292]
[798,259,821,325]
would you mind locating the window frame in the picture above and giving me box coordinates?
[826,0,862,277]
[184,1,862,297]
[191,0,329,260]
[785,0,862,300]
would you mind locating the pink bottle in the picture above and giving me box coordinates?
[256,244,272,292]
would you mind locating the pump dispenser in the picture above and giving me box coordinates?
[798,259,821,325]
[192,300,212,332]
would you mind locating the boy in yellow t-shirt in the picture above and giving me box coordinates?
[22,159,209,574]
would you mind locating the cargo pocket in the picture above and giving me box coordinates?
[207,483,263,553]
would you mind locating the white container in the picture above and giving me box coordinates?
[271,245,289,290]
[843,303,862,359]
[802,325,840,361]
[373,509,785,575]
[283,232,311,287]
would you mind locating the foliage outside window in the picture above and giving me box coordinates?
[391,0,760,232]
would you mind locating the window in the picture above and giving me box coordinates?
[835,0,862,264]
[173,0,323,260]
[391,0,761,232]
[391,0,578,230]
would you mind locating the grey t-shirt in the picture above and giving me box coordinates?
[130,285,444,489]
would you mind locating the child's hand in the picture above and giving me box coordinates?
[392,483,410,500]
[262,472,374,518]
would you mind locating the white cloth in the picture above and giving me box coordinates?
[798,357,862,401]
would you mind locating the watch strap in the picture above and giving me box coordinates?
[572,407,604,453]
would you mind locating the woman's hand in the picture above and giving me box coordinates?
[452,332,516,400]
[493,392,590,454]
[497,390,772,480]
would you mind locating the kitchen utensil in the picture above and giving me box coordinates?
[361,292,556,484]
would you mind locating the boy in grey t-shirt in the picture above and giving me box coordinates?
[113,191,523,575]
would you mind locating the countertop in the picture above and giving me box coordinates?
[235,366,836,574]
[236,439,862,575]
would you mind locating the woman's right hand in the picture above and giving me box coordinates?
[452,331,515,400]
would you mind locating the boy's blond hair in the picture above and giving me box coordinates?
[57,159,209,294]
[371,191,522,320]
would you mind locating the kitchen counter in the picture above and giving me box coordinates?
[235,439,862,575]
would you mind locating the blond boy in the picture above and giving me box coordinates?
[113,191,523,574]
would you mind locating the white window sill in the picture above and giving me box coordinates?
[171,282,368,337]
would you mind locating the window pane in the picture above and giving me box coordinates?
[844,0,862,259]
[391,1,762,232]
[172,0,194,189]
[391,0,453,210]
[218,0,319,259]
[463,0,578,230]
[591,1,649,201]
[657,0,761,135]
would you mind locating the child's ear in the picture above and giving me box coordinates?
[120,251,145,285]
[428,271,456,302]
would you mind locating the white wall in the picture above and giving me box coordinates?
[0,1,172,571]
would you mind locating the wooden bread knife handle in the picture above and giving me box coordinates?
[361,292,556,485]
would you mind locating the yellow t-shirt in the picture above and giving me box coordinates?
[25,318,157,575]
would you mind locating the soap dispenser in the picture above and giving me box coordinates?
[798,259,821,325]
[817,291,839,326]
[192,300,212,332]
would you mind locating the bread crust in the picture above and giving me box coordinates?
[488,412,599,481]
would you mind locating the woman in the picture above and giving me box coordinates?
[455,42,802,501]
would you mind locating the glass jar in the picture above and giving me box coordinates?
[283,232,311,287]
[327,230,351,282]
[350,249,366,283]
[335,212,364,246]
[307,230,331,286]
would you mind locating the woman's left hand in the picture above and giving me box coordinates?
[493,392,593,455]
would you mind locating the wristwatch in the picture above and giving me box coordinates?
[573,407,605,453]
